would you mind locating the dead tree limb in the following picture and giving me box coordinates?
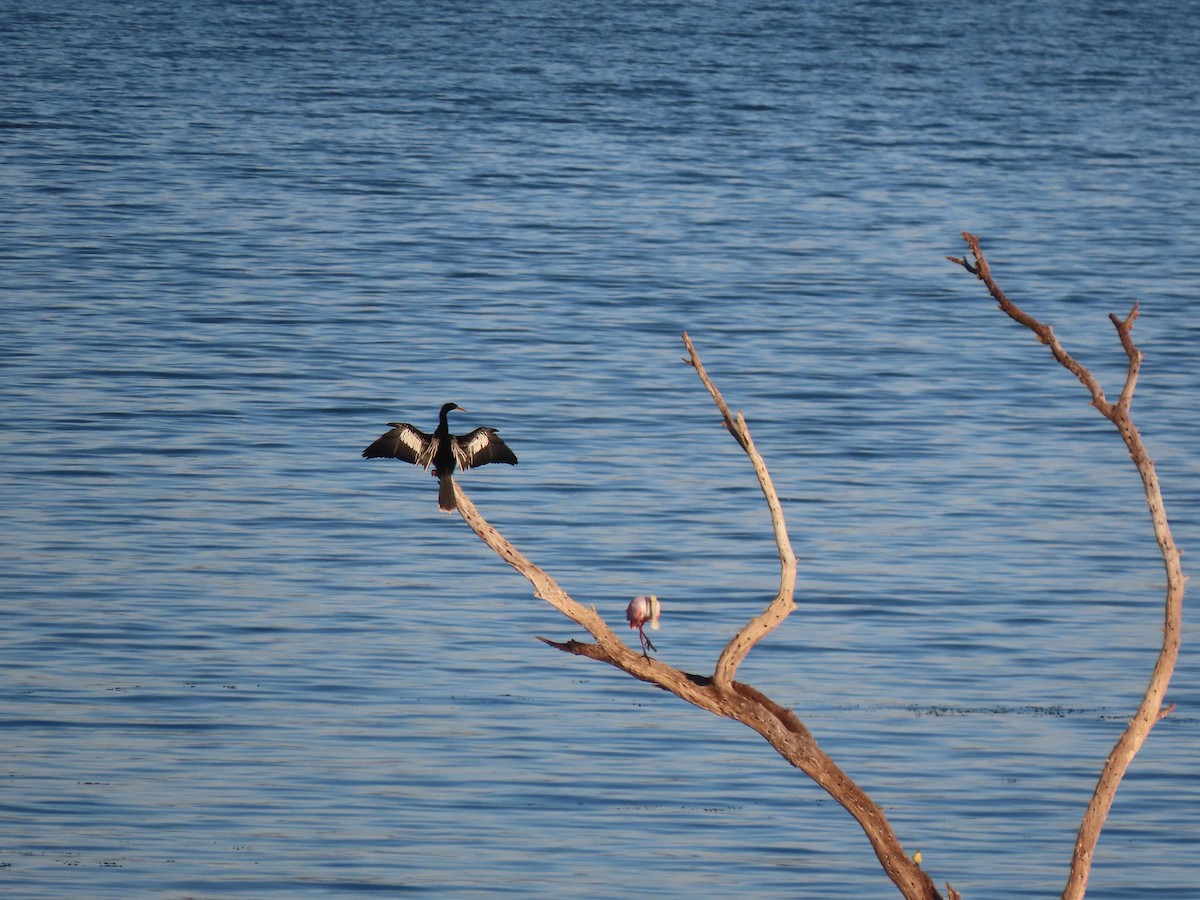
[451,334,945,900]
[949,232,1186,900]
[681,331,798,692]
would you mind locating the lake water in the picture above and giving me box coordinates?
[2,1,1198,897]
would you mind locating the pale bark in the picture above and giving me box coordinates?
[452,333,945,900]
[681,332,797,691]
[439,236,1183,900]
[949,233,1185,900]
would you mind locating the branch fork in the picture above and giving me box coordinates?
[951,233,1184,900]
[453,336,942,900]
[444,240,1183,900]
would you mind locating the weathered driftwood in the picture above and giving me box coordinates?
[950,232,1185,900]
[453,332,946,900]
[444,237,1182,899]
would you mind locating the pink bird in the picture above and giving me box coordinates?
[625,595,661,656]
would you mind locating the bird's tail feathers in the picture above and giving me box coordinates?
[438,474,457,512]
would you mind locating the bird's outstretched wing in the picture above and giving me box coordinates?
[361,423,437,467]
[451,427,518,470]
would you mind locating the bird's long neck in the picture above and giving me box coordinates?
[432,406,457,476]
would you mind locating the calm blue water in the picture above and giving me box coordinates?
[3,1,1199,897]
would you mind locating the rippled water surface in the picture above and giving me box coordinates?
[3,1,1199,897]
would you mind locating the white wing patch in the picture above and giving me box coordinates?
[453,429,491,470]
[451,427,517,470]
[400,428,436,468]
[362,422,435,466]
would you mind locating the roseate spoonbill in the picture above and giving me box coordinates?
[362,402,517,512]
[626,595,661,656]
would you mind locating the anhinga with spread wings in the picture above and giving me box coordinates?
[362,402,518,512]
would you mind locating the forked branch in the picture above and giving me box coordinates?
[681,331,798,691]
[452,335,944,900]
[950,232,1186,900]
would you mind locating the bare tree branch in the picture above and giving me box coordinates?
[681,331,798,691]
[451,335,944,900]
[398,236,1186,900]
[950,232,1186,900]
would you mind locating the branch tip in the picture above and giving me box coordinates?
[946,254,976,275]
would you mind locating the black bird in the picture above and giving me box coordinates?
[361,402,518,512]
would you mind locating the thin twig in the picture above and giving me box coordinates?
[949,234,1114,412]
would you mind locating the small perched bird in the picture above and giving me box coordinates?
[625,595,661,656]
[362,402,518,512]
